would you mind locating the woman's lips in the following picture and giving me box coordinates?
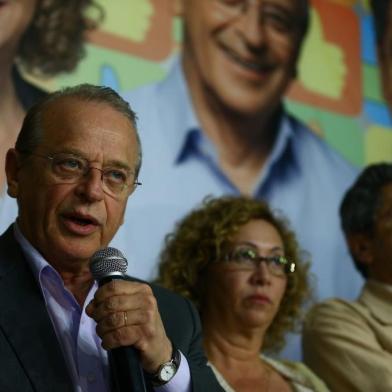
[247,294,272,305]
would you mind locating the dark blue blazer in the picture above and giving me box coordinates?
[0,226,222,391]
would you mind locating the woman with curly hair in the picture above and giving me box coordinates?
[157,196,328,391]
[0,0,102,231]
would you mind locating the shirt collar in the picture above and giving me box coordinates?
[253,108,297,191]
[268,110,296,166]
[13,222,64,289]
[161,57,298,177]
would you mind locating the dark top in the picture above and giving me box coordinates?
[12,66,48,110]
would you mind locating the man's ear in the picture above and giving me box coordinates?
[172,0,184,17]
[5,148,20,199]
[346,233,374,266]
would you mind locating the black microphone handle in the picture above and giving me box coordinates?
[99,275,147,392]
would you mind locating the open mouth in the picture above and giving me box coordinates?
[69,216,97,226]
[62,212,100,233]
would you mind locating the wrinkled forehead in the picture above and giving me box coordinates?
[41,97,134,135]
[38,98,137,154]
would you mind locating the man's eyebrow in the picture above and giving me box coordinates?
[50,148,132,171]
[50,147,86,157]
[104,159,132,171]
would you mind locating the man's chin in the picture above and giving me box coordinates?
[47,239,102,267]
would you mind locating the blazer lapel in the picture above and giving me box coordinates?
[0,226,73,392]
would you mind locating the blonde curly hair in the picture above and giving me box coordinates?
[156,196,312,353]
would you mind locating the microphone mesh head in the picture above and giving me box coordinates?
[90,247,128,281]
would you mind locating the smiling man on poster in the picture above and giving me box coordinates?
[120,0,362,350]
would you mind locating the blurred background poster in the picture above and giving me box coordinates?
[29,0,390,170]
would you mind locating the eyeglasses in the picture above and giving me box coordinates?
[20,151,141,198]
[223,245,296,277]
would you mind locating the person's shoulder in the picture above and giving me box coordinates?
[264,356,330,391]
[151,282,198,321]
[150,281,189,304]
[123,80,159,100]
[13,67,48,110]
[287,113,351,163]
[307,297,355,315]
[0,224,21,264]
[122,78,174,137]
[286,112,359,183]
[122,60,184,120]
[125,276,196,319]
[122,64,179,111]
[304,296,366,329]
[122,81,161,113]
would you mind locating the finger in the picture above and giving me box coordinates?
[96,310,128,336]
[91,284,155,321]
[95,308,154,336]
[91,291,150,322]
[100,326,141,350]
[93,280,148,305]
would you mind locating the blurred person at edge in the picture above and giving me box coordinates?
[303,163,392,391]
[0,84,223,391]
[156,196,329,392]
[0,0,103,234]
[119,0,362,360]
[371,0,392,113]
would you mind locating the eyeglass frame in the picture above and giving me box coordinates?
[17,150,142,198]
[221,245,296,277]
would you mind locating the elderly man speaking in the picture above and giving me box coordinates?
[0,84,222,392]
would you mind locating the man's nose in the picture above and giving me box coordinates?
[75,167,105,202]
[237,1,267,49]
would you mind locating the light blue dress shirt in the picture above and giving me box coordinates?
[117,57,363,360]
[119,57,362,299]
[0,190,17,235]
[13,223,191,392]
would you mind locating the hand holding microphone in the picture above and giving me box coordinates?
[86,248,173,391]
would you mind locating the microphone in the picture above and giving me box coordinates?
[90,247,147,392]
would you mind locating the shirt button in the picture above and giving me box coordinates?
[87,373,95,383]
